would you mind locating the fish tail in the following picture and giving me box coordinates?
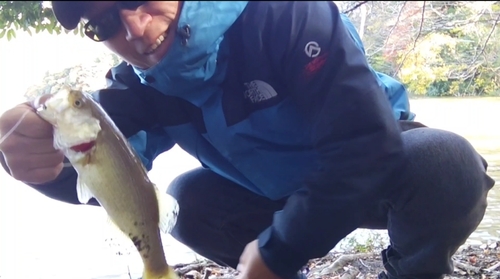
[143,265,179,279]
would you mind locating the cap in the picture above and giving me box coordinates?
[51,1,85,30]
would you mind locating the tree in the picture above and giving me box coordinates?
[0,1,83,41]
[25,53,122,99]
[3,1,500,97]
[339,1,500,96]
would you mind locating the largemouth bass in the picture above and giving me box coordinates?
[36,88,180,279]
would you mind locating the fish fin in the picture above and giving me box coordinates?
[154,184,179,234]
[143,265,179,279]
[76,177,94,204]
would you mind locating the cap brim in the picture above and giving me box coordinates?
[51,1,84,30]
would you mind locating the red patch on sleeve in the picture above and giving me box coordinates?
[302,52,328,80]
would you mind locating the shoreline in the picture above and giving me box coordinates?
[172,242,500,279]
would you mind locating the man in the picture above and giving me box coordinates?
[0,2,495,279]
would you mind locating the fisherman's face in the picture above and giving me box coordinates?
[82,1,181,69]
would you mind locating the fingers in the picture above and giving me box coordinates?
[15,163,65,185]
[6,151,64,184]
[1,136,57,154]
[0,101,64,185]
[2,105,54,139]
[6,150,64,171]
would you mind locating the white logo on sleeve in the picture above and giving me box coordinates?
[305,41,321,58]
[244,80,278,103]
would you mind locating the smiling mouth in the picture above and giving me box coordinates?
[145,31,168,55]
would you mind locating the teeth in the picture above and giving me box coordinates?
[145,32,167,55]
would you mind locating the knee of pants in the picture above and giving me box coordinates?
[166,167,241,248]
[166,168,208,245]
[166,169,199,207]
[398,128,494,218]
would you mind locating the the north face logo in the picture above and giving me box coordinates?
[243,80,278,103]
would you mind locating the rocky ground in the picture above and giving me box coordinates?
[172,242,500,279]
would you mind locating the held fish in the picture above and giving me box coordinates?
[36,88,180,279]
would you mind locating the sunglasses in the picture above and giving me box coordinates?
[84,1,148,42]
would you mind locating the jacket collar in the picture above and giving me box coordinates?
[133,1,248,96]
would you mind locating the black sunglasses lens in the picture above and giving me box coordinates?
[84,25,101,42]
[85,2,147,42]
[85,10,122,42]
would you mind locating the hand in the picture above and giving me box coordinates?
[237,239,282,279]
[0,95,64,184]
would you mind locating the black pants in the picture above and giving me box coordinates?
[166,124,495,279]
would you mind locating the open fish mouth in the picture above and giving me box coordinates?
[36,103,47,112]
[34,88,102,154]
[34,94,58,125]
[34,91,74,127]
[32,94,50,111]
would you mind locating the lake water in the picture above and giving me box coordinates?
[0,97,498,279]
[409,97,500,245]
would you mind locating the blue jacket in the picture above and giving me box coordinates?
[34,1,410,278]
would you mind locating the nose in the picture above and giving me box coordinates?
[120,10,153,41]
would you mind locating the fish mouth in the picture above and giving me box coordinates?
[33,94,54,119]
[33,94,48,111]
[33,92,67,126]
[35,101,57,126]
[36,103,49,115]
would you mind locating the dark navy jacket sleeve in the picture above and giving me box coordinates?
[254,2,408,277]
[18,62,175,205]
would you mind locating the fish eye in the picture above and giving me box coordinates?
[74,99,82,107]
